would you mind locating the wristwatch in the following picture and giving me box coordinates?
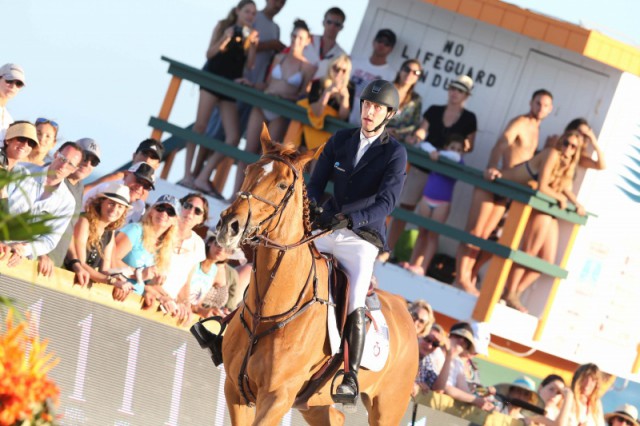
[107,275,116,285]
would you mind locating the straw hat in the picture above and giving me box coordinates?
[605,404,639,426]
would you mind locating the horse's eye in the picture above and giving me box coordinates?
[278,182,288,190]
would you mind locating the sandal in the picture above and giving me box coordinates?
[176,177,196,189]
[504,294,528,313]
[193,181,226,201]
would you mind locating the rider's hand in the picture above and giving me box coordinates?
[326,213,351,231]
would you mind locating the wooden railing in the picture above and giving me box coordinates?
[142,56,591,337]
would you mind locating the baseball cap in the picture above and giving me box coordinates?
[0,63,26,85]
[76,138,101,164]
[153,194,181,215]
[469,321,491,356]
[448,75,474,94]
[97,182,131,207]
[136,138,164,160]
[5,122,38,145]
[375,29,397,47]
[127,161,156,189]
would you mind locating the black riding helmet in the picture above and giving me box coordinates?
[359,79,400,132]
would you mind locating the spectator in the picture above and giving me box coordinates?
[191,232,231,317]
[0,122,38,202]
[194,0,287,197]
[399,134,465,275]
[219,19,315,196]
[303,7,347,79]
[283,53,353,153]
[493,376,544,419]
[408,299,435,338]
[387,59,423,143]
[85,138,164,191]
[456,89,553,295]
[1,121,37,174]
[412,323,448,396]
[44,138,102,279]
[500,118,607,311]
[386,75,477,260]
[112,194,179,299]
[68,182,131,287]
[348,28,397,125]
[526,374,573,425]
[84,162,155,224]
[431,322,495,411]
[28,118,58,166]
[604,404,639,426]
[158,193,208,303]
[5,142,83,271]
[495,131,585,311]
[179,0,259,191]
[568,363,605,426]
[0,63,26,141]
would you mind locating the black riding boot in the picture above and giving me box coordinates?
[335,307,366,406]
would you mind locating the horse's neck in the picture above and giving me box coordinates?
[248,244,315,316]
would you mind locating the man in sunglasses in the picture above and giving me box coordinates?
[85,138,163,192]
[84,161,155,224]
[46,138,103,276]
[348,28,397,125]
[303,7,347,78]
[0,63,26,142]
[5,142,83,274]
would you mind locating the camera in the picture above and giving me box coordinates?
[233,25,251,41]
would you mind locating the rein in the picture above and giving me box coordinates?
[232,153,333,406]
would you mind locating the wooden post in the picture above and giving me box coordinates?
[152,75,182,180]
[633,343,640,374]
[472,201,532,322]
[533,223,581,340]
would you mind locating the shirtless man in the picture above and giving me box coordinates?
[455,89,554,294]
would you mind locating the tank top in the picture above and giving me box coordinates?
[86,230,114,269]
[203,27,247,80]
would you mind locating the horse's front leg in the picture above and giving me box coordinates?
[225,377,255,425]
[252,388,296,426]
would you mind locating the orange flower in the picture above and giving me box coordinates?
[0,310,60,426]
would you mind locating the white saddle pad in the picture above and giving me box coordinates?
[327,299,390,372]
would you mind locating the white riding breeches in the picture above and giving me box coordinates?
[314,229,379,314]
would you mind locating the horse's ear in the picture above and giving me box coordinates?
[260,123,273,154]
[296,146,320,171]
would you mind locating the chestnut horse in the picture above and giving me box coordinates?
[215,126,418,425]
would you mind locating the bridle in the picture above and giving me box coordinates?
[229,152,332,405]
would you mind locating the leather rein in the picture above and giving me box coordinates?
[234,153,332,406]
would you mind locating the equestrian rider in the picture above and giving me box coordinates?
[307,79,407,405]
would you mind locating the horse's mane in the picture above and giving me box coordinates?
[264,141,314,236]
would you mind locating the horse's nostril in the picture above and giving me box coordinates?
[230,219,240,236]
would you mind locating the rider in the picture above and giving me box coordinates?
[307,79,407,405]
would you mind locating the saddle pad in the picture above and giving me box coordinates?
[360,309,389,372]
[326,305,390,372]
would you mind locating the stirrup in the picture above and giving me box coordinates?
[190,316,226,366]
[331,369,359,409]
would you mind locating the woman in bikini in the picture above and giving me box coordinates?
[228,19,316,195]
[497,130,586,311]
[502,120,605,312]
[179,0,259,192]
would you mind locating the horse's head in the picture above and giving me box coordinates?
[216,124,316,249]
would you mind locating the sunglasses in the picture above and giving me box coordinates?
[375,38,393,47]
[4,79,24,89]
[332,65,348,74]
[154,204,176,217]
[14,136,38,149]
[424,336,440,348]
[36,117,59,131]
[324,18,343,29]
[183,201,204,216]
[81,152,100,167]
[562,140,579,150]
[402,65,422,76]
[131,176,153,191]
[615,417,634,426]
[57,152,79,169]
[412,314,429,325]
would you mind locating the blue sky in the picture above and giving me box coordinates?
[3,0,639,179]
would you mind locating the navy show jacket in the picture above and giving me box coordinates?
[307,127,407,250]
